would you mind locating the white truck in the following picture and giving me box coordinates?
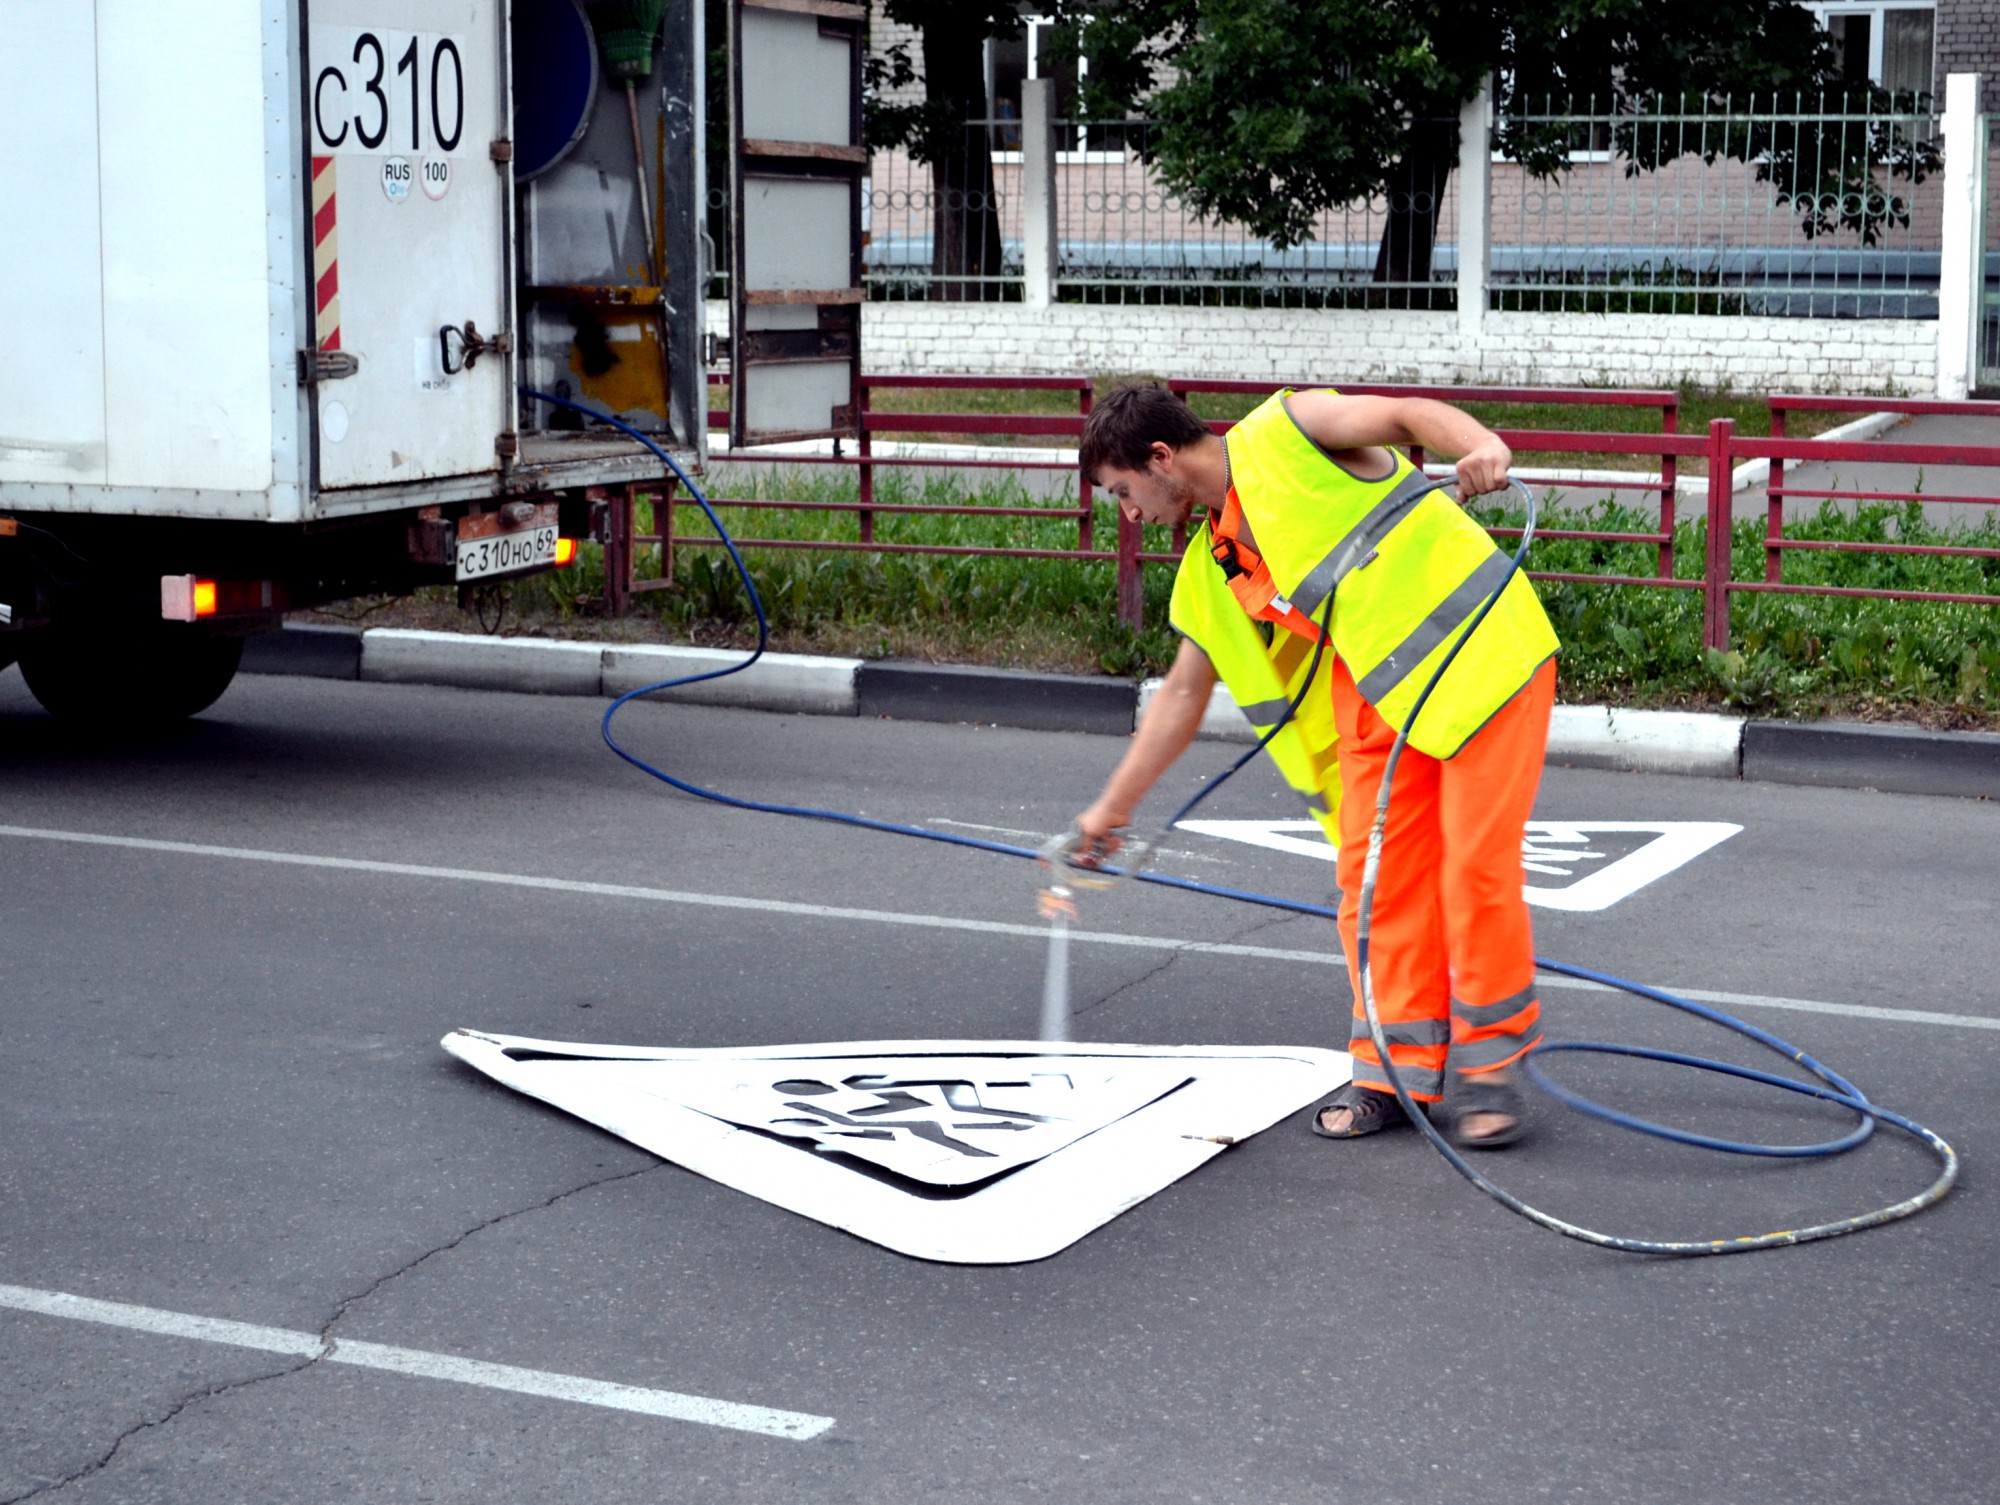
[0,0,863,722]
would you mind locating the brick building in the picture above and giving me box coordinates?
[1932,0,2000,108]
[868,4,1995,116]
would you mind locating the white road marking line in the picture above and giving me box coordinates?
[0,824,1338,965]
[5,824,1995,1035]
[1533,974,2000,1032]
[0,1283,833,1440]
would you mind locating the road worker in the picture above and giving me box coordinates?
[1071,383,1558,1146]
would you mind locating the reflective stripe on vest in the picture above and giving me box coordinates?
[1225,391,1558,759]
[1169,519,1342,848]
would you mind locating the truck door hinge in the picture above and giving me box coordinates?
[298,349,360,384]
[705,332,731,366]
[496,431,519,460]
[489,138,514,165]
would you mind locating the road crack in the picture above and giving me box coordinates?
[1069,903,1341,1024]
[3,1159,663,1504]
[313,1159,663,1343]
[2,1355,321,1505]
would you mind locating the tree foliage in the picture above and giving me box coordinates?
[864,3,1025,159]
[1044,0,1938,272]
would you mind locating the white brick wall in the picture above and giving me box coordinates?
[705,301,1933,394]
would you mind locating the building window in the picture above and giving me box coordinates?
[1807,3,1937,97]
[987,16,1127,158]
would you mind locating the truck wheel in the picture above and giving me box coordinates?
[19,628,245,726]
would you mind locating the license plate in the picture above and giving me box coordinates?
[456,524,558,583]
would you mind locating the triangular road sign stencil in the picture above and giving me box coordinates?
[1176,819,1740,912]
[444,1032,1349,1263]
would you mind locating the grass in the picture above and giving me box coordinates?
[314,459,2000,729]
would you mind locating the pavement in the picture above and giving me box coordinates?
[236,623,2000,801]
[2,668,1996,1504]
[1732,411,2000,528]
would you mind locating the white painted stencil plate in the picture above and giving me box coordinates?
[1176,820,1741,912]
[444,1032,1350,1263]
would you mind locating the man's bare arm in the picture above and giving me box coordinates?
[1072,636,1217,859]
[1287,391,1512,498]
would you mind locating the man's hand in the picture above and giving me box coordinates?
[1069,800,1129,866]
[1286,392,1512,500]
[1454,434,1512,500]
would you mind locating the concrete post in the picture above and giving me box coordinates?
[1456,80,1493,344]
[1022,78,1058,309]
[1937,73,1981,400]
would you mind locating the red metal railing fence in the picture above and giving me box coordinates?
[591,378,2000,652]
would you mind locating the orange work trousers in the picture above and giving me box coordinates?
[1330,656,1557,1102]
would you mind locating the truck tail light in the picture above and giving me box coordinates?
[554,537,579,566]
[162,575,280,621]
[161,575,213,621]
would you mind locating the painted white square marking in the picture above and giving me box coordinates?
[444,1033,1350,1264]
[1175,820,1741,912]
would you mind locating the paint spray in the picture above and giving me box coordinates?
[1035,831,1149,1042]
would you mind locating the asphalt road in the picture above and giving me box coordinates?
[2,667,1996,1504]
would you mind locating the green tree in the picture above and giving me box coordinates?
[865,4,1029,299]
[1046,1,1935,303]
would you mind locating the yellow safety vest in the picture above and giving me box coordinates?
[1169,522,1344,845]
[1218,390,1558,760]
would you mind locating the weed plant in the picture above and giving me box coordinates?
[1471,494,2000,723]
[491,474,2000,726]
[511,462,1180,677]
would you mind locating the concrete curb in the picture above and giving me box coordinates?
[240,624,1996,799]
[1742,719,2000,799]
[238,622,361,679]
[363,629,602,696]
[1546,705,1744,778]
[1138,682,1746,778]
[858,660,1138,735]
[605,644,861,715]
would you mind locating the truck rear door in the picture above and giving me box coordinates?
[726,0,864,447]
[305,0,510,494]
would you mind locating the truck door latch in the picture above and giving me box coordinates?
[298,349,360,383]
[440,321,511,374]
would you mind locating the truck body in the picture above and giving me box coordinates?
[0,0,726,720]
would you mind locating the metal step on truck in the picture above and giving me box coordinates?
[0,0,864,724]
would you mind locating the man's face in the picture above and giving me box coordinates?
[1095,442,1199,529]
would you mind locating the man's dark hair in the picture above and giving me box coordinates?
[1079,383,1213,479]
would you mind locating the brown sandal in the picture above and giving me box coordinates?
[1447,1074,1528,1149]
[1307,1082,1415,1139]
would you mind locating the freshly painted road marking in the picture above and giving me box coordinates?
[0,1283,833,1440]
[5,824,1996,1034]
[1175,818,1742,912]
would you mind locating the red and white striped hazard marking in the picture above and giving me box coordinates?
[312,155,340,351]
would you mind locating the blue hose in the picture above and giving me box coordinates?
[524,388,1957,1255]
